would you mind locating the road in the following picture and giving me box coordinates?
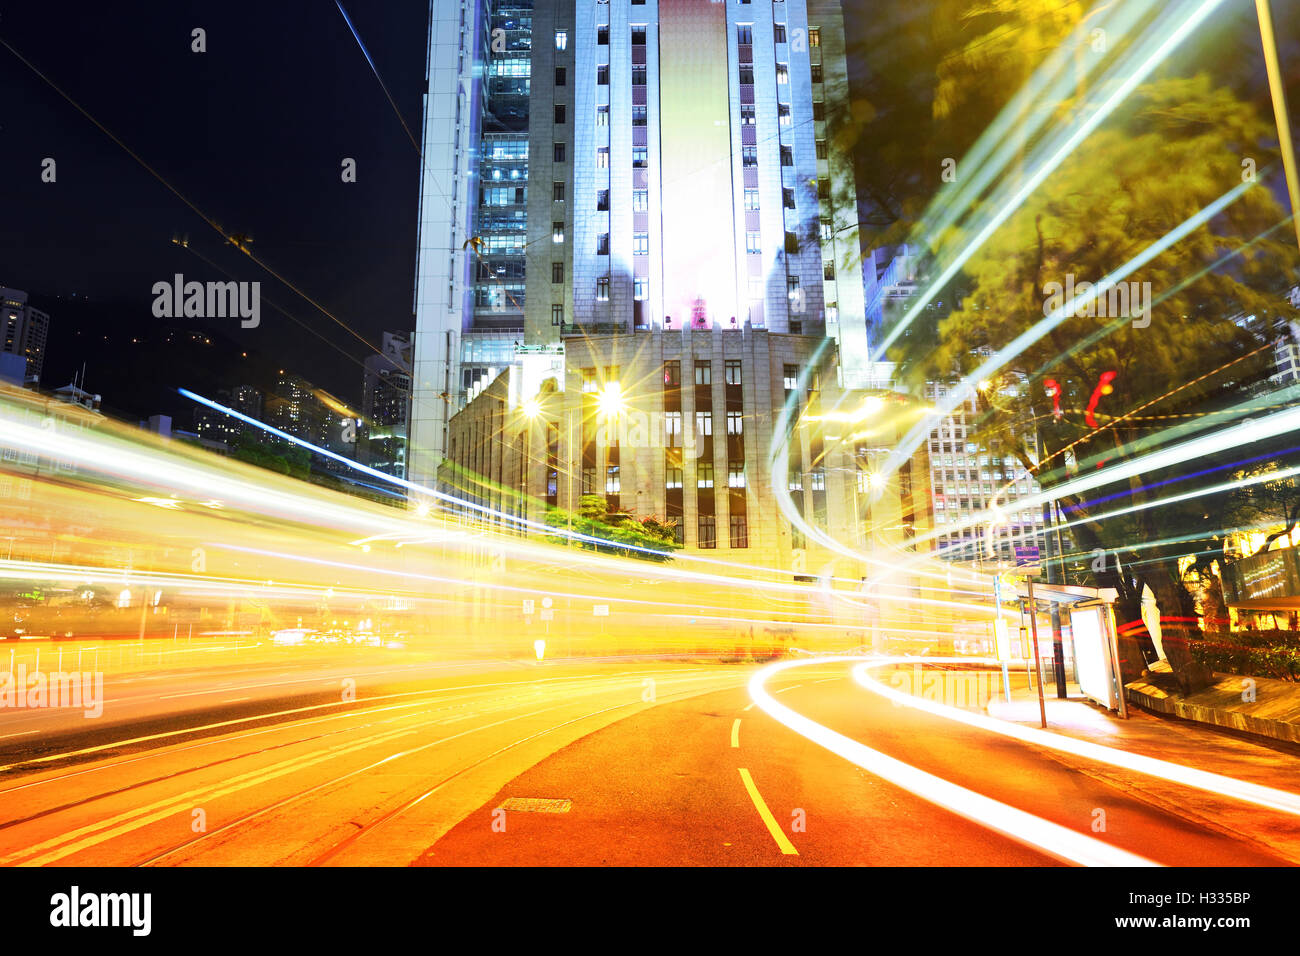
[1,649,1297,866]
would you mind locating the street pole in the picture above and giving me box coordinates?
[1256,0,1300,254]
[1027,577,1047,729]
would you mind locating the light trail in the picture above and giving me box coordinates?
[747,658,1157,866]
[851,659,1300,817]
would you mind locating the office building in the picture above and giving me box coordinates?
[1,287,50,384]
[362,332,414,478]
[410,0,867,485]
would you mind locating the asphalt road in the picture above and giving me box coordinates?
[0,653,1295,866]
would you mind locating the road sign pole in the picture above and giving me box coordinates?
[1026,577,1047,729]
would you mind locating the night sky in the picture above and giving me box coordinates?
[1,0,427,418]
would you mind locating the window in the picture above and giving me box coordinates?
[582,367,598,393]
[634,277,648,299]
[554,142,566,162]
[555,30,568,50]
[695,411,713,437]
[737,25,753,45]
[775,63,788,84]
[632,66,647,85]
[783,187,796,209]
[552,304,564,326]
[554,104,566,124]
[633,188,648,211]
[597,65,609,85]
[742,146,758,167]
[632,147,648,168]
[582,466,595,494]
[738,66,754,85]
[809,27,820,47]
[596,147,609,168]
[725,359,742,385]
[784,232,799,253]
[632,26,647,44]
[596,105,609,126]
[783,364,799,391]
[741,105,755,125]
[666,464,683,489]
[606,465,620,494]
[778,104,791,126]
[596,276,610,299]
[729,514,748,549]
[555,67,566,86]
[597,25,609,44]
[745,231,762,254]
[697,461,714,488]
[596,233,610,255]
[633,233,649,255]
[664,361,681,387]
[744,188,760,211]
[810,468,825,491]
[596,189,609,211]
[816,139,827,160]
[553,181,565,201]
[728,461,746,488]
[665,411,682,446]
[780,145,793,166]
[632,106,648,126]
[773,23,786,43]
[552,221,564,243]
[726,410,743,435]
[698,515,717,549]
[552,261,564,283]
[695,361,712,385]
[811,64,823,83]
[818,179,830,200]
[813,102,825,121]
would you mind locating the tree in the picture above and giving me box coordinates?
[897,72,1298,690]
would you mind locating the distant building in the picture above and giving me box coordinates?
[193,384,264,446]
[267,372,330,448]
[52,382,101,412]
[362,332,413,478]
[1,287,50,384]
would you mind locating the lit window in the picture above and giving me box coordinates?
[634,277,648,300]
[695,411,713,437]
[555,30,567,50]
[596,105,609,126]
[744,188,760,211]
[809,27,820,47]
[552,221,564,243]
[596,147,609,168]
[634,233,649,255]
[726,410,743,435]
[776,63,789,84]
[729,461,746,488]
[596,277,610,300]
[633,189,649,211]
[778,104,791,126]
[665,411,682,446]
[697,462,714,488]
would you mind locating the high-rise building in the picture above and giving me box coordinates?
[0,288,50,384]
[362,332,413,478]
[409,0,866,486]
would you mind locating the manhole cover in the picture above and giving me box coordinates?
[497,797,572,813]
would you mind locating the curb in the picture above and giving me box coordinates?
[1125,681,1300,745]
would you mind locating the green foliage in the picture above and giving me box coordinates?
[1189,630,1300,683]
[544,501,680,563]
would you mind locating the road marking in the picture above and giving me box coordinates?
[738,768,797,856]
[742,703,754,712]
[730,718,740,748]
[775,684,803,695]
[224,697,252,704]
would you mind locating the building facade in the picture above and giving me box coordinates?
[1,288,50,384]
[410,0,866,487]
[442,328,933,575]
[362,332,414,478]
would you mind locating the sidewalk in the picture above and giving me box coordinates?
[984,668,1300,863]
[1127,660,1300,745]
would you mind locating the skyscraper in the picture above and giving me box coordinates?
[409,0,866,487]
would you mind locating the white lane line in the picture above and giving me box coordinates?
[853,657,1300,817]
[224,697,252,704]
[738,768,798,855]
[749,658,1156,868]
[775,684,803,695]
[743,703,754,712]
[731,718,740,748]
[0,731,37,740]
